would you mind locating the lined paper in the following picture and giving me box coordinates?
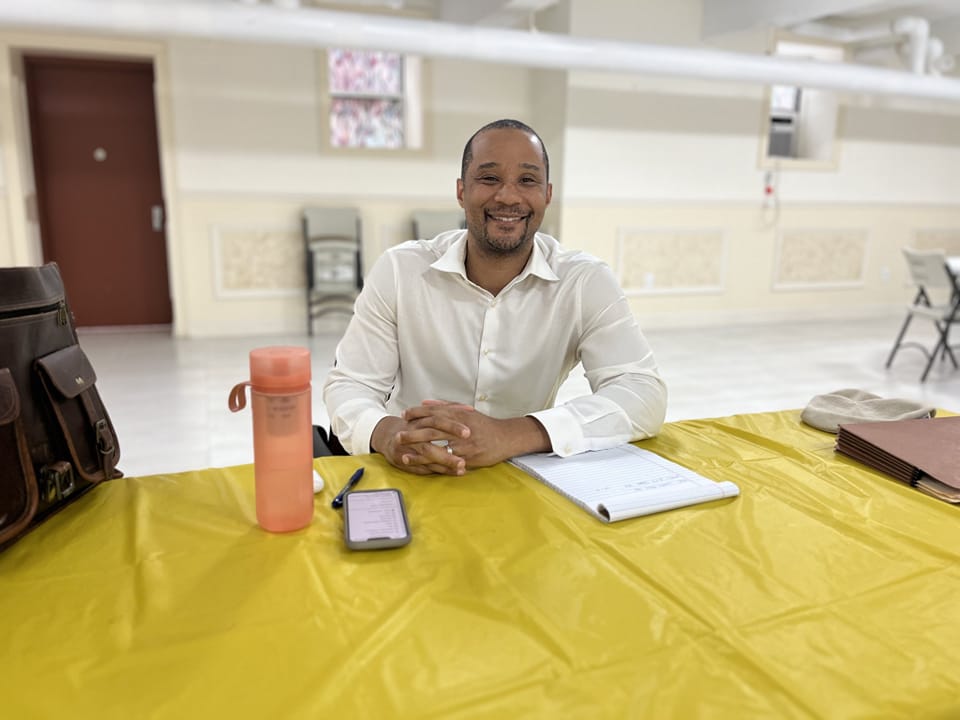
[510,445,739,522]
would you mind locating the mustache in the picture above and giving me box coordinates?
[485,207,531,217]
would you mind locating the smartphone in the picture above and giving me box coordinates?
[343,489,412,551]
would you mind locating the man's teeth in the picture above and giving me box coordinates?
[490,215,523,221]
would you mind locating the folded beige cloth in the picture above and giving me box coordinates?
[801,388,936,433]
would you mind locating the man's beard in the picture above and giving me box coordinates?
[470,213,534,257]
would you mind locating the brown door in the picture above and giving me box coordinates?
[25,55,172,327]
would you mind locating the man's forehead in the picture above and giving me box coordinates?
[476,160,542,172]
[470,129,544,169]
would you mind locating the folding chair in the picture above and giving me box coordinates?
[411,210,465,240]
[302,207,362,335]
[885,247,960,382]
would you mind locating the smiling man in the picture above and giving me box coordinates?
[322,119,667,475]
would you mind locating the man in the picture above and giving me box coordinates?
[322,119,667,476]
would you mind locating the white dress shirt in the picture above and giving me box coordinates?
[323,230,667,457]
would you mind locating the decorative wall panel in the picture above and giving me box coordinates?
[212,225,303,298]
[774,228,867,289]
[617,228,725,294]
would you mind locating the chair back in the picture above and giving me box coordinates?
[303,207,360,243]
[411,210,465,240]
[302,207,362,333]
[902,247,955,290]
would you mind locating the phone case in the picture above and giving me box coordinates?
[343,489,412,551]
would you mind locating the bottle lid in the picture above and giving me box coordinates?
[249,346,311,391]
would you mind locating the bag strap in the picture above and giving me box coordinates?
[78,391,120,480]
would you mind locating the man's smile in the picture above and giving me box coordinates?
[485,211,529,224]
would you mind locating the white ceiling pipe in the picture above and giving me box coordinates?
[892,16,929,74]
[927,37,955,75]
[3,0,960,102]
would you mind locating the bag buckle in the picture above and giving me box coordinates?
[95,419,115,456]
[40,461,75,502]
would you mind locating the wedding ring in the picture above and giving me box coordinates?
[447,445,454,455]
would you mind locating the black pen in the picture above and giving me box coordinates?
[331,467,364,509]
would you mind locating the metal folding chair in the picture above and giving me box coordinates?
[885,247,960,382]
[302,207,362,335]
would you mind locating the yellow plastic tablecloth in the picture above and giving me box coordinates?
[1,410,959,719]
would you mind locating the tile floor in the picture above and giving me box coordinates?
[77,315,960,478]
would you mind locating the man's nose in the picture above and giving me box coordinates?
[494,181,522,203]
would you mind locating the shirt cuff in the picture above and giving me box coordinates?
[350,408,391,456]
[527,407,585,457]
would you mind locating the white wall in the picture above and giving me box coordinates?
[171,39,532,199]
[553,0,960,326]
[167,39,532,336]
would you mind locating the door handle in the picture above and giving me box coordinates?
[151,205,165,232]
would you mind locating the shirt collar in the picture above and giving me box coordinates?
[430,231,560,283]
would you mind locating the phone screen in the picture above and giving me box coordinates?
[344,489,411,550]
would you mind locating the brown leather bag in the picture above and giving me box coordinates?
[0,263,121,549]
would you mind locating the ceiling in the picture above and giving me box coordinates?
[703,0,960,74]
[6,1,960,45]
[2,0,960,100]
[279,0,960,75]
[702,0,960,35]
[304,0,960,38]
[236,0,960,69]
[237,0,560,27]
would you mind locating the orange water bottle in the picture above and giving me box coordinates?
[229,346,314,532]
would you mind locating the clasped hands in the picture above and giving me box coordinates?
[370,399,550,476]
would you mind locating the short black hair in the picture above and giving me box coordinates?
[460,119,550,183]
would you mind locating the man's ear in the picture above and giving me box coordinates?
[456,178,465,208]
[545,182,553,206]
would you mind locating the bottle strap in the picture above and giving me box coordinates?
[228,382,251,412]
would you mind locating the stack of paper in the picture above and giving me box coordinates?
[510,444,739,523]
[835,415,960,503]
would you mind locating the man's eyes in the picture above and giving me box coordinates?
[476,176,540,185]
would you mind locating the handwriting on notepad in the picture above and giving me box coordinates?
[509,444,740,523]
[520,446,701,502]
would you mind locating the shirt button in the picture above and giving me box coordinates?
[482,348,490,356]
[477,393,488,401]
[490,299,498,307]
[564,445,573,454]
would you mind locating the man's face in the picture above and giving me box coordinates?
[457,128,552,257]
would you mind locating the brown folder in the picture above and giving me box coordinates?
[836,415,960,502]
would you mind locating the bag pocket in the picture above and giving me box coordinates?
[0,368,39,547]
[35,345,121,484]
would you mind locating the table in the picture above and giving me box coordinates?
[2,410,959,719]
